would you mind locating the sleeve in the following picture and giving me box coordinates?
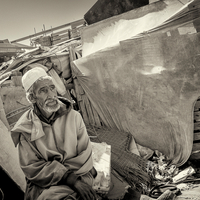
[18,134,68,188]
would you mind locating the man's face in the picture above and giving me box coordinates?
[33,78,60,115]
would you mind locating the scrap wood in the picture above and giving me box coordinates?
[0,73,11,85]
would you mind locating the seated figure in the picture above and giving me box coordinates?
[11,66,163,200]
[11,67,98,200]
[11,67,130,200]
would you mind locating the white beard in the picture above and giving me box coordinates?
[43,99,60,114]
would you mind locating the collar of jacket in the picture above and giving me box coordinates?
[11,97,72,147]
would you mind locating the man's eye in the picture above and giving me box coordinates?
[50,86,55,90]
[40,89,46,93]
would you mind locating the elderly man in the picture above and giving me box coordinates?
[11,66,170,200]
[11,67,98,200]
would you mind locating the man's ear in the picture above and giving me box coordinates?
[27,93,36,103]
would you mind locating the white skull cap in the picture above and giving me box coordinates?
[22,67,49,92]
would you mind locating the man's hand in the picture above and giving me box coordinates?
[73,179,98,200]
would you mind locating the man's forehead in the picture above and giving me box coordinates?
[34,79,54,90]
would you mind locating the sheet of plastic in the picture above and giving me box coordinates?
[73,0,200,166]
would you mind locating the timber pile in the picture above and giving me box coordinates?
[31,19,85,47]
[32,36,52,47]
[0,40,25,58]
[190,98,200,160]
[51,29,70,46]
[69,46,102,127]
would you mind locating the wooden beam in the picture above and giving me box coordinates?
[194,132,200,141]
[194,121,200,131]
[51,29,70,36]
[0,43,24,49]
[192,143,200,152]
[194,100,200,111]
[51,37,71,45]
[52,33,70,41]
[11,19,84,43]
[190,152,200,160]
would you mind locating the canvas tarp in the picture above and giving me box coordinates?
[73,0,200,167]
[81,0,189,57]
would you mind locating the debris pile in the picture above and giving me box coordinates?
[145,150,200,199]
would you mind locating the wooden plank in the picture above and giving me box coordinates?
[71,33,80,38]
[90,103,102,127]
[69,50,89,124]
[194,100,200,111]
[71,19,85,29]
[73,78,89,124]
[77,83,85,95]
[51,29,70,36]
[75,73,101,126]
[194,111,200,121]
[79,98,89,125]
[11,76,22,87]
[194,132,200,141]
[51,37,71,45]
[78,82,101,126]
[11,19,84,43]
[70,46,101,127]
[189,152,200,160]
[71,29,78,33]
[51,33,69,41]
[194,121,200,131]
[192,143,200,152]
[0,39,9,43]
[0,86,29,114]
[0,92,10,129]
[0,49,24,53]
[82,95,95,126]
[0,43,25,49]
[7,107,30,125]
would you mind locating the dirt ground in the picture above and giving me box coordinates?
[176,185,200,200]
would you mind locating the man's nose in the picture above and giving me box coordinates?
[47,88,56,98]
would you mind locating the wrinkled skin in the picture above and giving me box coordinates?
[30,78,60,118]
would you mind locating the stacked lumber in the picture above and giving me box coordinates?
[73,72,102,127]
[32,36,52,47]
[70,21,85,39]
[0,42,25,57]
[69,46,102,127]
[190,98,200,160]
[51,20,85,46]
[51,29,70,45]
